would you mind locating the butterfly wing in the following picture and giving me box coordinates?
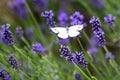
[68,25,83,37]
[50,27,68,39]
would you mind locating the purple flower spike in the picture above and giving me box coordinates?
[59,45,70,58]
[74,52,88,68]
[105,52,115,60]
[55,38,70,45]
[0,68,11,80]
[2,75,11,80]
[0,24,14,46]
[104,14,116,29]
[66,52,88,68]
[8,0,28,19]
[60,46,87,68]
[88,47,98,55]
[0,68,5,78]
[41,10,56,27]
[75,73,82,80]
[104,14,116,23]
[32,42,46,55]
[70,11,87,27]
[25,28,34,40]
[15,27,23,39]
[58,11,68,26]
[8,54,19,70]
[89,16,106,47]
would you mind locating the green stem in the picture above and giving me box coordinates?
[13,45,28,60]
[90,63,105,80]
[74,64,91,80]
[83,31,90,43]
[103,46,109,53]
[77,38,85,52]
[86,68,93,79]
[22,37,31,49]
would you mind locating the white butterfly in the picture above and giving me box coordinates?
[50,25,83,39]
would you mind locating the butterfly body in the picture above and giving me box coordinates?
[50,25,83,39]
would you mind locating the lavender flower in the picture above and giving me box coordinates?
[60,46,87,68]
[0,68,5,78]
[105,52,115,60]
[89,16,106,47]
[41,10,56,27]
[15,27,23,39]
[59,45,70,58]
[8,0,28,19]
[25,28,34,40]
[75,73,82,80]
[66,53,76,64]
[88,47,98,55]
[55,38,70,45]
[2,75,11,80]
[0,68,11,80]
[32,42,46,55]
[67,52,87,68]
[89,36,98,47]
[8,54,19,70]
[74,52,88,68]
[0,24,14,46]
[32,0,48,11]
[70,11,87,27]
[58,11,68,26]
[104,14,116,29]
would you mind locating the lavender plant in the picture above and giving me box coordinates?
[0,24,14,46]
[0,0,120,80]
[8,54,19,70]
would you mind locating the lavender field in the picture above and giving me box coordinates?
[0,0,120,80]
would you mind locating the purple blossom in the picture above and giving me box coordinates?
[58,11,68,26]
[74,52,88,68]
[15,27,23,39]
[88,47,98,55]
[0,24,14,46]
[70,11,87,27]
[60,46,87,68]
[75,73,82,80]
[55,38,70,45]
[67,52,87,68]
[105,52,115,60]
[0,68,11,80]
[66,53,76,64]
[104,14,116,29]
[32,42,46,55]
[25,28,34,40]
[0,68,5,78]
[89,16,106,47]
[59,45,70,58]
[8,54,19,70]
[89,36,98,47]
[88,36,98,55]
[8,0,28,19]
[32,0,48,11]
[41,10,56,27]
[2,75,11,80]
